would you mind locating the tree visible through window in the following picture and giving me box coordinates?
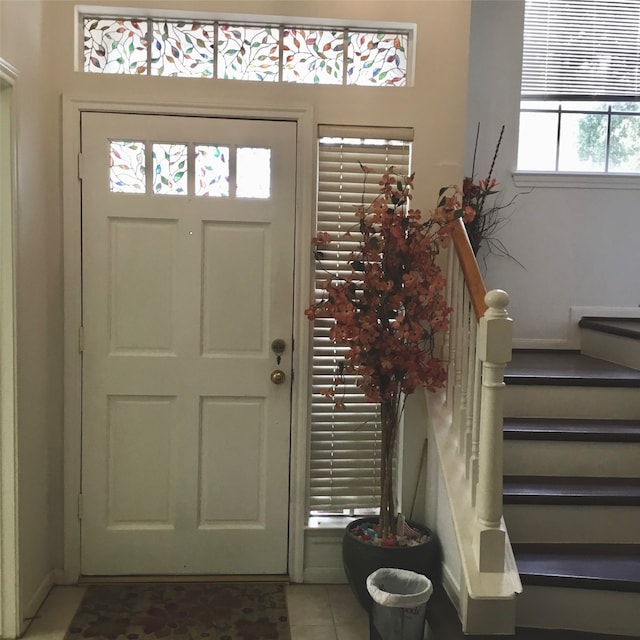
[578,103,640,172]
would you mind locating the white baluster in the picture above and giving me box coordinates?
[443,243,454,399]
[465,316,477,481]
[445,258,459,412]
[458,292,470,451]
[469,335,482,506]
[452,264,464,448]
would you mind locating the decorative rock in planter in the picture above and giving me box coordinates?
[342,516,440,613]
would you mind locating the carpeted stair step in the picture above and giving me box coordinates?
[503,476,640,506]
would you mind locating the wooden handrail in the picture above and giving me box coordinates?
[451,217,488,319]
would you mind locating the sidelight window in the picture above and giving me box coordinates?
[309,127,412,517]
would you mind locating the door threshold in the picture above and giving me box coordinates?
[78,574,290,585]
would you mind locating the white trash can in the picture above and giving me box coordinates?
[366,568,433,640]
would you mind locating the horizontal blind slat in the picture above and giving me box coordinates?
[309,134,410,514]
[522,0,640,98]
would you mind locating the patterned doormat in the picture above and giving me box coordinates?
[64,582,291,640]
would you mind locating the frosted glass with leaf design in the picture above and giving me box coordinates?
[83,16,409,87]
[110,141,146,193]
[151,21,215,77]
[347,32,407,86]
[152,144,188,195]
[195,146,230,197]
[217,25,280,81]
[84,18,149,74]
[282,28,344,84]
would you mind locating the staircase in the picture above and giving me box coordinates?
[503,332,640,636]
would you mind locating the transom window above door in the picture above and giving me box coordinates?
[109,141,271,198]
[81,14,412,87]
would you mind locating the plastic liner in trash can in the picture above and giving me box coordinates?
[366,568,433,640]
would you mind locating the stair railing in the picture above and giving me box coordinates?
[443,217,513,572]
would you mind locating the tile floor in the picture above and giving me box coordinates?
[21,583,370,640]
[287,584,369,640]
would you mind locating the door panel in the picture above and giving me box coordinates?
[80,112,296,575]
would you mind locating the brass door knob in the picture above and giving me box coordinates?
[270,369,286,385]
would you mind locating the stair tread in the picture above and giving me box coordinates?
[504,417,640,442]
[504,476,640,505]
[512,544,640,592]
[498,349,640,632]
[426,581,634,639]
[579,316,640,340]
[505,351,640,387]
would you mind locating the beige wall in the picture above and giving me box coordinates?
[0,0,64,625]
[1,0,471,621]
[50,0,471,197]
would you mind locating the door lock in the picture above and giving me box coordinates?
[271,339,286,355]
[271,339,286,365]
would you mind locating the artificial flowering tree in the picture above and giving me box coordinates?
[306,165,471,539]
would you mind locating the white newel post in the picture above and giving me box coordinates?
[473,289,512,572]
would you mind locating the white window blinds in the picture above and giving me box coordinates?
[522,0,640,99]
[310,133,411,514]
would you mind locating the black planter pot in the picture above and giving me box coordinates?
[342,517,440,613]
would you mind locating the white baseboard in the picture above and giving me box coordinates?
[441,562,461,612]
[22,570,55,633]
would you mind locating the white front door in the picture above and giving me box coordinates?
[80,112,296,575]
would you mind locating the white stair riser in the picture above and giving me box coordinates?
[505,504,640,544]
[581,329,640,371]
[504,440,640,477]
[516,585,640,636]
[505,386,640,420]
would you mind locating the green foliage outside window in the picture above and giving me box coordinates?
[578,103,640,172]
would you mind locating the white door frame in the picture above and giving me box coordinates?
[0,58,20,639]
[61,97,314,584]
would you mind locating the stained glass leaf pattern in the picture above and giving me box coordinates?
[83,18,148,74]
[152,144,188,195]
[195,146,230,197]
[347,32,408,86]
[282,28,344,85]
[84,15,409,87]
[217,25,280,81]
[110,141,146,193]
[236,147,271,198]
[151,21,214,78]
